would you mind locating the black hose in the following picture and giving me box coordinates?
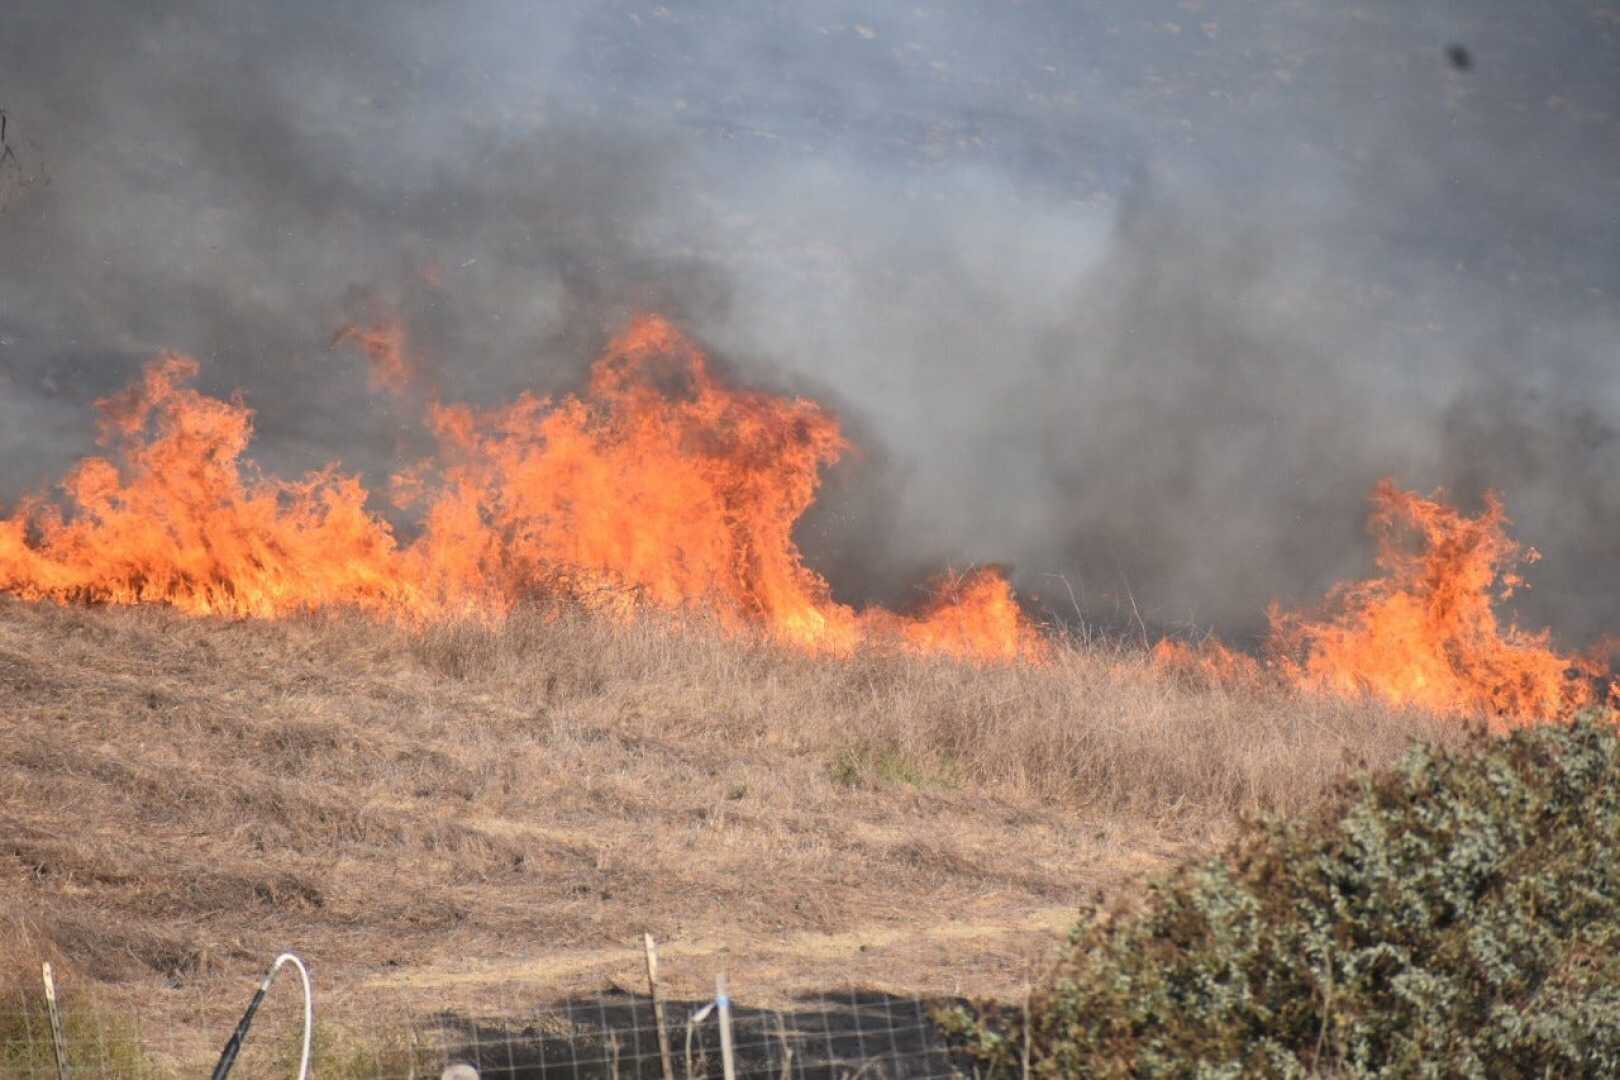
[209,985,268,1080]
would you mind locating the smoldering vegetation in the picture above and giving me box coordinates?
[1,1,1617,643]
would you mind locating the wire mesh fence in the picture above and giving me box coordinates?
[411,987,969,1079]
[0,952,993,1079]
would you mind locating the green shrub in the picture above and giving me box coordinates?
[944,716,1620,1078]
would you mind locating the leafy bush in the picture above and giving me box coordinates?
[944,716,1620,1078]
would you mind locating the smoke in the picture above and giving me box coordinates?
[2,1,1617,642]
[0,3,737,489]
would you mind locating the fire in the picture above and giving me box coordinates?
[1269,480,1607,726]
[1150,637,1264,690]
[886,567,1048,662]
[0,315,1041,662]
[0,354,412,619]
[404,314,860,645]
[4,314,1607,697]
[1153,480,1613,726]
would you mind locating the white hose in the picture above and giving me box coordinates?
[266,953,314,1080]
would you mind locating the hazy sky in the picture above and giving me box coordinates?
[2,1,1617,642]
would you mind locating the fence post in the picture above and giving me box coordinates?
[775,1013,792,1080]
[715,974,736,1080]
[1021,982,1032,1080]
[41,962,70,1080]
[642,934,676,1080]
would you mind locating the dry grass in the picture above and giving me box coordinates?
[408,610,1450,820]
[0,596,1457,1070]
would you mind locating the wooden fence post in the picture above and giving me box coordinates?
[715,973,736,1080]
[642,934,677,1080]
[42,962,70,1080]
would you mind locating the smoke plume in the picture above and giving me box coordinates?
[2,0,1616,642]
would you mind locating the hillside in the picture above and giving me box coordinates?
[0,596,1455,1069]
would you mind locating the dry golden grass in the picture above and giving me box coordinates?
[0,596,1457,1070]
[409,609,1455,818]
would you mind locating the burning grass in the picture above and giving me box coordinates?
[1154,480,1614,728]
[1,311,1610,719]
[0,317,1040,661]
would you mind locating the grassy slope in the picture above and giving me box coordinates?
[0,597,1455,1069]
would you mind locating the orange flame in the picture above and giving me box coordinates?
[8,319,1607,699]
[1150,637,1265,690]
[0,316,1041,662]
[1152,479,1613,726]
[885,567,1048,663]
[1269,480,1608,726]
[0,354,413,619]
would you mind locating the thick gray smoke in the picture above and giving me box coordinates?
[2,1,1617,644]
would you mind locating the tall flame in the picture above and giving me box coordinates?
[0,354,413,618]
[1270,480,1607,725]
[1155,480,1612,726]
[0,316,1040,661]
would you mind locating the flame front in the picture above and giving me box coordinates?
[3,316,1612,703]
[0,316,1039,661]
[1153,480,1613,725]
[0,354,415,618]
[1268,480,1607,725]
